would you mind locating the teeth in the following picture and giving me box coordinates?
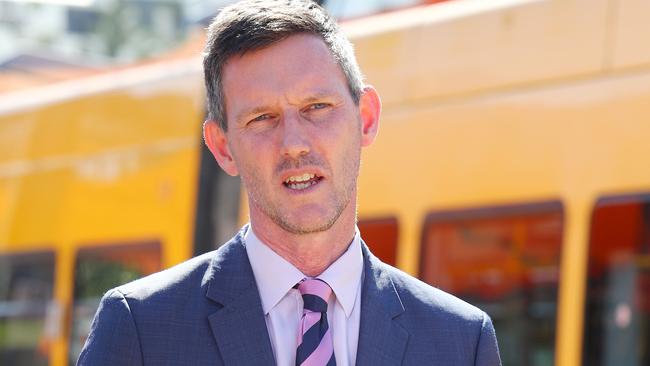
[286,180,317,190]
[285,173,315,183]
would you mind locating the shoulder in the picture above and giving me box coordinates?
[383,263,486,324]
[114,229,248,303]
[382,263,485,321]
[373,261,501,365]
[75,252,221,366]
[114,250,216,302]
[77,287,145,365]
[77,234,248,364]
[358,240,502,364]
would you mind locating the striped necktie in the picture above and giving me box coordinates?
[296,279,336,366]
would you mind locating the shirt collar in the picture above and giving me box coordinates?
[245,225,363,318]
[317,228,363,318]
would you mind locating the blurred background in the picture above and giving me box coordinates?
[1,0,649,365]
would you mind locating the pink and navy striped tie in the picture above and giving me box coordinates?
[296,279,336,366]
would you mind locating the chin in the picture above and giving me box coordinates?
[277,213,338,235]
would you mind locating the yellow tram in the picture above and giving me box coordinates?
[1,0,649,365]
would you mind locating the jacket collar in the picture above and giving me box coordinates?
[204,226,276,365]
[355,240,409,365]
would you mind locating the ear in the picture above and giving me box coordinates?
[358,85,381,147]
[203,120,239,176]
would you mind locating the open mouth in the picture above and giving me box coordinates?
[283,173,323,191]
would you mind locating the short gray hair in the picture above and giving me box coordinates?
[203,0,364,131]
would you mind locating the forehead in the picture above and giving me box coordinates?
[221,34,350,122]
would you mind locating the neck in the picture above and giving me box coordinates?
[249,206,356,277]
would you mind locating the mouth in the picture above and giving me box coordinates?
[282,173,324,191]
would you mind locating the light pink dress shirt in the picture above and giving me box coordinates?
[245,226,363,366]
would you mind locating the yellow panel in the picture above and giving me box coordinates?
[0,112,35,163]
[0,66,204,366]
[359,67,650,263]
[556,198,590,366]
[345,0,609,107]
[358,67,650,366]
[0,71,203,249]
[611,0,650,69]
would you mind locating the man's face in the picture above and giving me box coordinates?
[208,33,379,235]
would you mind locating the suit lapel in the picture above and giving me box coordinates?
[204,228,276,365]
[356,242,409,366]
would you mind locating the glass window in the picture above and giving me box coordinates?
[67,8,100,34]
[68,242,161,365]
[583,195,650,366]
[420,202,563,366]
[358,217,398,266]
[0,251,55,366]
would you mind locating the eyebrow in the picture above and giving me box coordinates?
[301,91,338,104]
[235,105,271,124]
[234,90,342,123]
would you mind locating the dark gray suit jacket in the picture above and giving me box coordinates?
[77,226,501,365]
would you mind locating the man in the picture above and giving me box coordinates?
[77,1,501,365]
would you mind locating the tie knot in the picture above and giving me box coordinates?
[298,279,332,313]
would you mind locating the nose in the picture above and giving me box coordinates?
[280,112,310,159]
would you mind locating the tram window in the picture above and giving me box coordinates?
[68,242,161,365]
[358,217,398,266]
[0,251,55,366]
[583,195,650,366]
[420,202,563,366]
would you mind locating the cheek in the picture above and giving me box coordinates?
[236,145,276,183]
[319,111,362,144]
[330,131,362,175]
[232,134,273,162]
[332,123,362,154]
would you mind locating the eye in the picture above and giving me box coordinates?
[250,113,272,123]
[308,103,329,110]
